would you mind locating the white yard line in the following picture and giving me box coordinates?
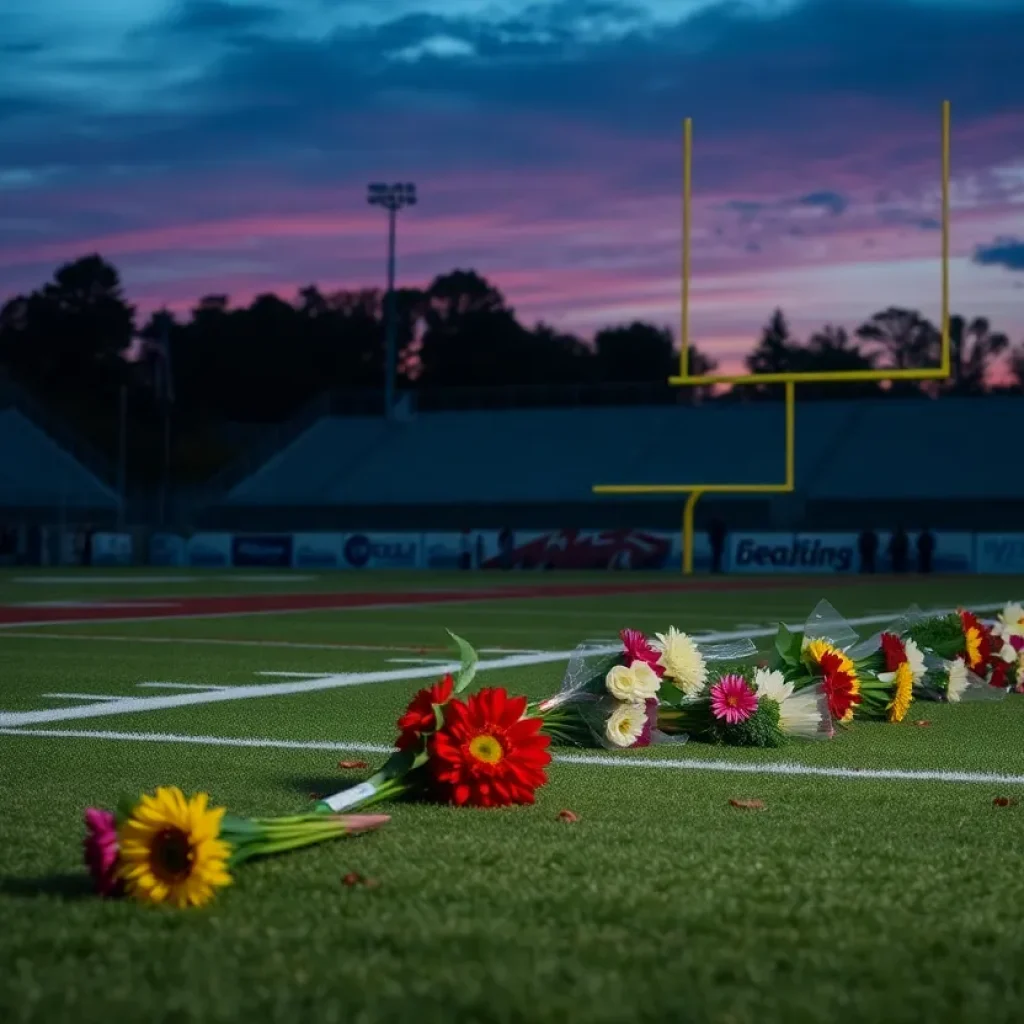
[136,682,233,691]
[0,603,1008,731]
[2,726,1022,787]
[41,692,123,702]
[0,632,453,654]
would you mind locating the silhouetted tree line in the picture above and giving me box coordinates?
[1,255,1021,482]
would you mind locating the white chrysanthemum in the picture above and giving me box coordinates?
[652,627,707,696]
[946,657,969,703]
[994,602,1024,639]
[605,660,660,702]
[754,667,827,738]
[903,638,927,684]
[605,701,648,748]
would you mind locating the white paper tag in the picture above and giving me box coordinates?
[323,782,377,812]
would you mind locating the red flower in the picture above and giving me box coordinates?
[879,633,907,672]
[959,610,991,672]
[820,650,861,723]
[429,687,552,807]
[620,628,664,677]
[396,674,454,750]
[988,658,1010,690]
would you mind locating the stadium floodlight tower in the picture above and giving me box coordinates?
[367,181,417,418]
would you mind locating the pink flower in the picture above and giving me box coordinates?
[620,629,664,677]
[709,675,758,725]
[1009,635,1024,653]
[83,808,123,898]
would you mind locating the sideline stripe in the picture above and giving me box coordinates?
[2,726,1022,787]
[0,603,1009,730]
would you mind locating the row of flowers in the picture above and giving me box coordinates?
[83,603,1023,908]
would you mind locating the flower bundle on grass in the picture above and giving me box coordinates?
[84,787,387,908]
[317,633,551,810]
[529,627,756,748]
[657,666,832,746]
[902,607,1017,695]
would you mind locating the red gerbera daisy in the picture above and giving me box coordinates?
[429,687,552,807]
[620,628,664,677]
[819,650,862,723]
[879,633,907,672]
[396,674,454,750]
[959,610,991,672]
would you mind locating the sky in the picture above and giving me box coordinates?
[2,0,1024,371]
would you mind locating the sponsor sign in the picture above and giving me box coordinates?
[479,529,674,571]
[975,533,1024,574]
[186,533,233,567]
[423,532,481,570]
[728,532,857,573]
[91,532,133,567]
[342,532,422,570]
[232,534,294,568]
[292,532,345,569]
[149,533,186,567]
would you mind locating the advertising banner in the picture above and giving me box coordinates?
[149,533,186,567]
[341,532,422,570]
[91,532,133,567]
[186,533,233,567]
[292,532,345,569]
[975,534,1024,574]
[423,532,482,570]
[232,534,294,568]
[478,529,676,571]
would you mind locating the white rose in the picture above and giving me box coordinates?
[605,701,649,748]
[605,660,661,702]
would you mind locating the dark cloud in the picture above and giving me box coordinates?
[160,0,284,34]
[973,237,1024,273]
[797,191,848,216]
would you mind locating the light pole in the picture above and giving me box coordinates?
[367,182,417,417]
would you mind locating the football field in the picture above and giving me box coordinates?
[1,570,1022,1024]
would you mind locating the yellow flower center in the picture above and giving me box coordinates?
[468,734,503,765]
[150,827,195,883]
[964,627,982,668]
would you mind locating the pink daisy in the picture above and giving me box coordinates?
[709,675,758,725]
[620,628,664,677]
[83,808,123,898]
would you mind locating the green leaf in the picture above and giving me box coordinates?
[447,630,479,693]
[114,793,138,825]
[774,623,800,666]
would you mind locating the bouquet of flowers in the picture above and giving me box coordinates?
[902,607,1016,695]
[770,600,928,724]
[529,626,756,748]
[992,602,1024,693]
[656,665,833,746]
[84,787,387,909]
[316,633,552,811]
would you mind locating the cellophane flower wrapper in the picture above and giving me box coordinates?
[530,643,669,749]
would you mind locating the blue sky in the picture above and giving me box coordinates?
[2,0,1023,368]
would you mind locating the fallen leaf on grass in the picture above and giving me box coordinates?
[913,720,932,728]
[728,799,765,811]
[992,797,1018,808]
[341,872,380,888]
[557,809,580,823]
[337,760,369,770]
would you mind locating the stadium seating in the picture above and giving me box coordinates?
[225,396,1024,506]
[0,408,118,508]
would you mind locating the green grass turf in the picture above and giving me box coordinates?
[1,571,1023,1023]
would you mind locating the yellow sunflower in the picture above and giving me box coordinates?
[118,787,233,908]
[886,662,914,723]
